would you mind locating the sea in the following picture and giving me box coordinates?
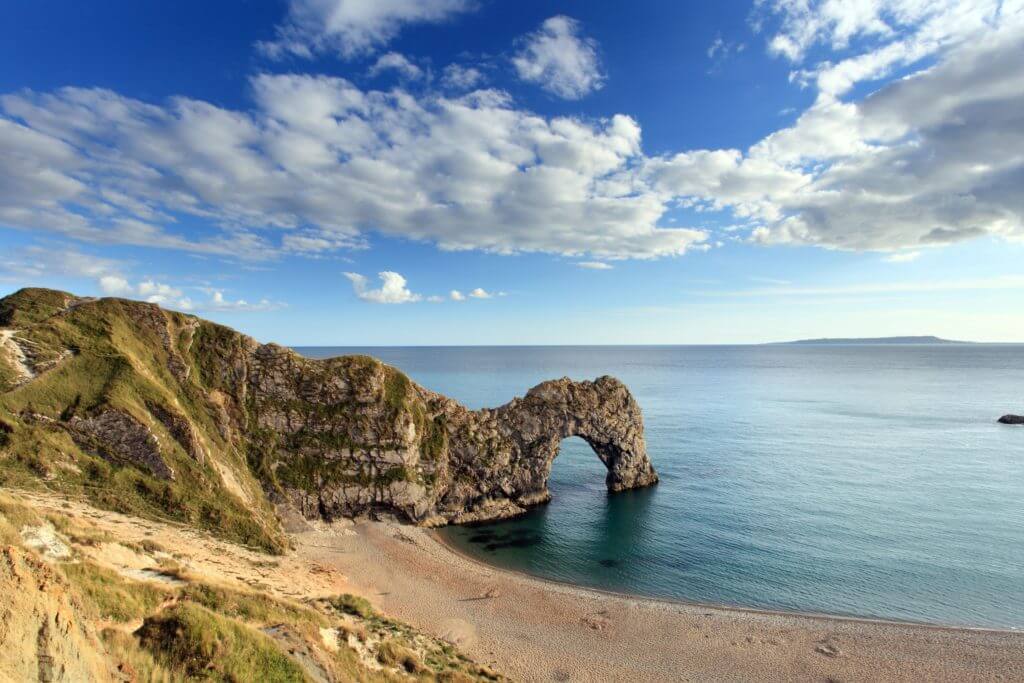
[298,345,1024,629]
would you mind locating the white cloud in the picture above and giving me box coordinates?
[441,64,484,90]
[97,275,131,296]
[749,23,1024,250]
[95,278,283,312]
[99,276,194,310]
[758,0,1009,97]
[512,16,605,99]
[345,271,421,303]
[468,287,490,298]
[0,76,705,260]
[281,230,367,255]
[707,34,745,69]
[577,261,613,270]
[0,245,123,282]
[2,6,1021,264]
[201,289,285,312]
[0,245,282,312]
[258,0,474,60]
[449,289,465,301]
[884,251,921,263]
[368,52,423,80]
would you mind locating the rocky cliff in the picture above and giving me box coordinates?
[0,288,657,549]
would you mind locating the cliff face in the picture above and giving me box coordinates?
[0,288,657,545]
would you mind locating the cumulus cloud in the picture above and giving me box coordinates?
[99,276,194,310]
[749,24,1024,250]
[757,0,1009,97]
[0,76,705,260]
[259,0,474,59]
[97,279,283,312]
[468,287,490,298]
[577,261,613,270]
[440,63,484,90]
[345,271,421,303]
[368,52,423,80]
[197,288,285,311]
[512,16,605,99]
[449,289,465,301]
[2,5,1021,264]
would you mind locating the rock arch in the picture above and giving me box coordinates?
[431,376,659,524]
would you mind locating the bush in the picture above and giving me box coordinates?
[327,593,375,619]
[377,638,425,674]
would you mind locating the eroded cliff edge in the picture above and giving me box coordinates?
[0,288,657,549]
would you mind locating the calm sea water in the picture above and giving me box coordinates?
[298,345,1024,629]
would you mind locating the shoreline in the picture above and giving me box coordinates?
[429,529,1020,636]
[297,517,1024,682]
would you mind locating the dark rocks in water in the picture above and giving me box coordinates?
[482,535,541,551]
[998,414,1024,424]
[598,559,619,568]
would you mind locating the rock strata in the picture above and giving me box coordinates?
[241,345,659,525]
[68,410,174,480]
[0,288,658,532]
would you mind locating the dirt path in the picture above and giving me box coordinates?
[0,329,35,385]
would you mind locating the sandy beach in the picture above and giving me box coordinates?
[8,489,1023,682]
[296,519,1024,683]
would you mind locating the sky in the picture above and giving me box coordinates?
[1,0,1022,344]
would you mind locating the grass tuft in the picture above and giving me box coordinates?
[327,593,376,619]
[136,603,309,682]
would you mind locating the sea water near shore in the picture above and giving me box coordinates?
[298,345,1024,629]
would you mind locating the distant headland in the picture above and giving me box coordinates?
[774,335,970,345]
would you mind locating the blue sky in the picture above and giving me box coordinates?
[1,0,1022,344]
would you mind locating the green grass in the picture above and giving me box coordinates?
[182,583,327,627]
[63,561,171,622]
[0,287,75,327]
[100,628,182,683]
[328,593,377,619]
[384,369,411,412]
[136,603,310,682]
[377,638,426,674]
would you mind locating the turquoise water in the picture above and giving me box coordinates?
[299,345,1024,629]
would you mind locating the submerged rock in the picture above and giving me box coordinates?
[998,414,1024,424]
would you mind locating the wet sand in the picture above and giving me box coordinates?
[295,519,1024,682]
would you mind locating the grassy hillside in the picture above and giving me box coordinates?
[0,288,287,552]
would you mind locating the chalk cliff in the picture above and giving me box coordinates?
[0,288,657,548]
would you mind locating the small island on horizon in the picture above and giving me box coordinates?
[775,335,970,346]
